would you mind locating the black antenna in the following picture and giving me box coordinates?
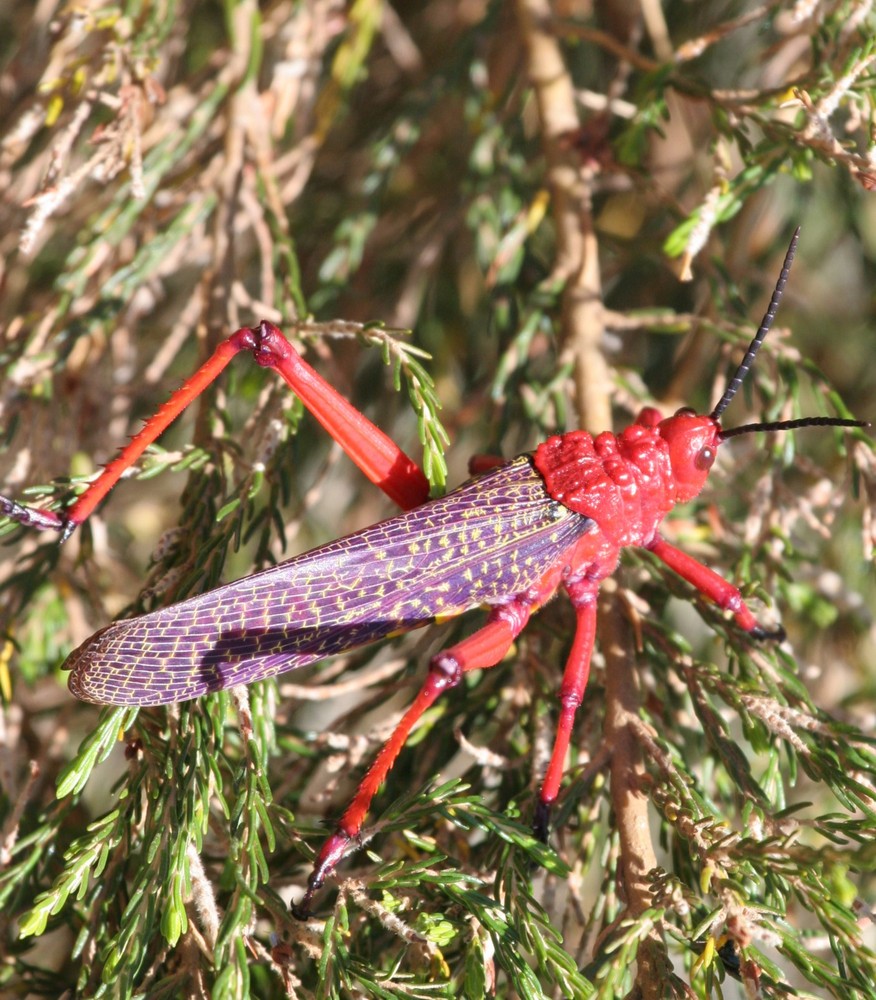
[710,226,800,421]
[720,415,868,440]
[710,227,868,440]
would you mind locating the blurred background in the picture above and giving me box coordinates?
[0,2,874,997]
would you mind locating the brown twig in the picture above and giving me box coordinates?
[516,4,666,992]
[515,0,611,433]
[600,579,665,999]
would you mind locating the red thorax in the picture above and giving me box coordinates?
[533,407,721,548]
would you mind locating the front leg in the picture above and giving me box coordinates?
[647,535,785,641]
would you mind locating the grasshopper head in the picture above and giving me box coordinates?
[657,409,721,503]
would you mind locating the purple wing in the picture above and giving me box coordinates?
[66,457,595,705]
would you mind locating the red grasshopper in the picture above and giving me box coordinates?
[0,229,866,917]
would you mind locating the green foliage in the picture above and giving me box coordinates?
[1,2,874,997]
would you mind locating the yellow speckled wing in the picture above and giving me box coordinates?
[66,457,594,705]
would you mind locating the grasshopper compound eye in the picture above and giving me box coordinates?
[694,444,716,471]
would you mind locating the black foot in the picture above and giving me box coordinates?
[749,623,786,642]
[0,495,68,535]
[290,898,312,922]
[290,870,323,921]
[532,799,552,843]
[290,829,352,920]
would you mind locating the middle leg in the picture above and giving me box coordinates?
[533,578,599,840]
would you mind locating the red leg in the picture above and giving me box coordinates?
[533,579,598,840]
[0,322,429,539]
[647,535,784,640]
[292,595,542,919]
